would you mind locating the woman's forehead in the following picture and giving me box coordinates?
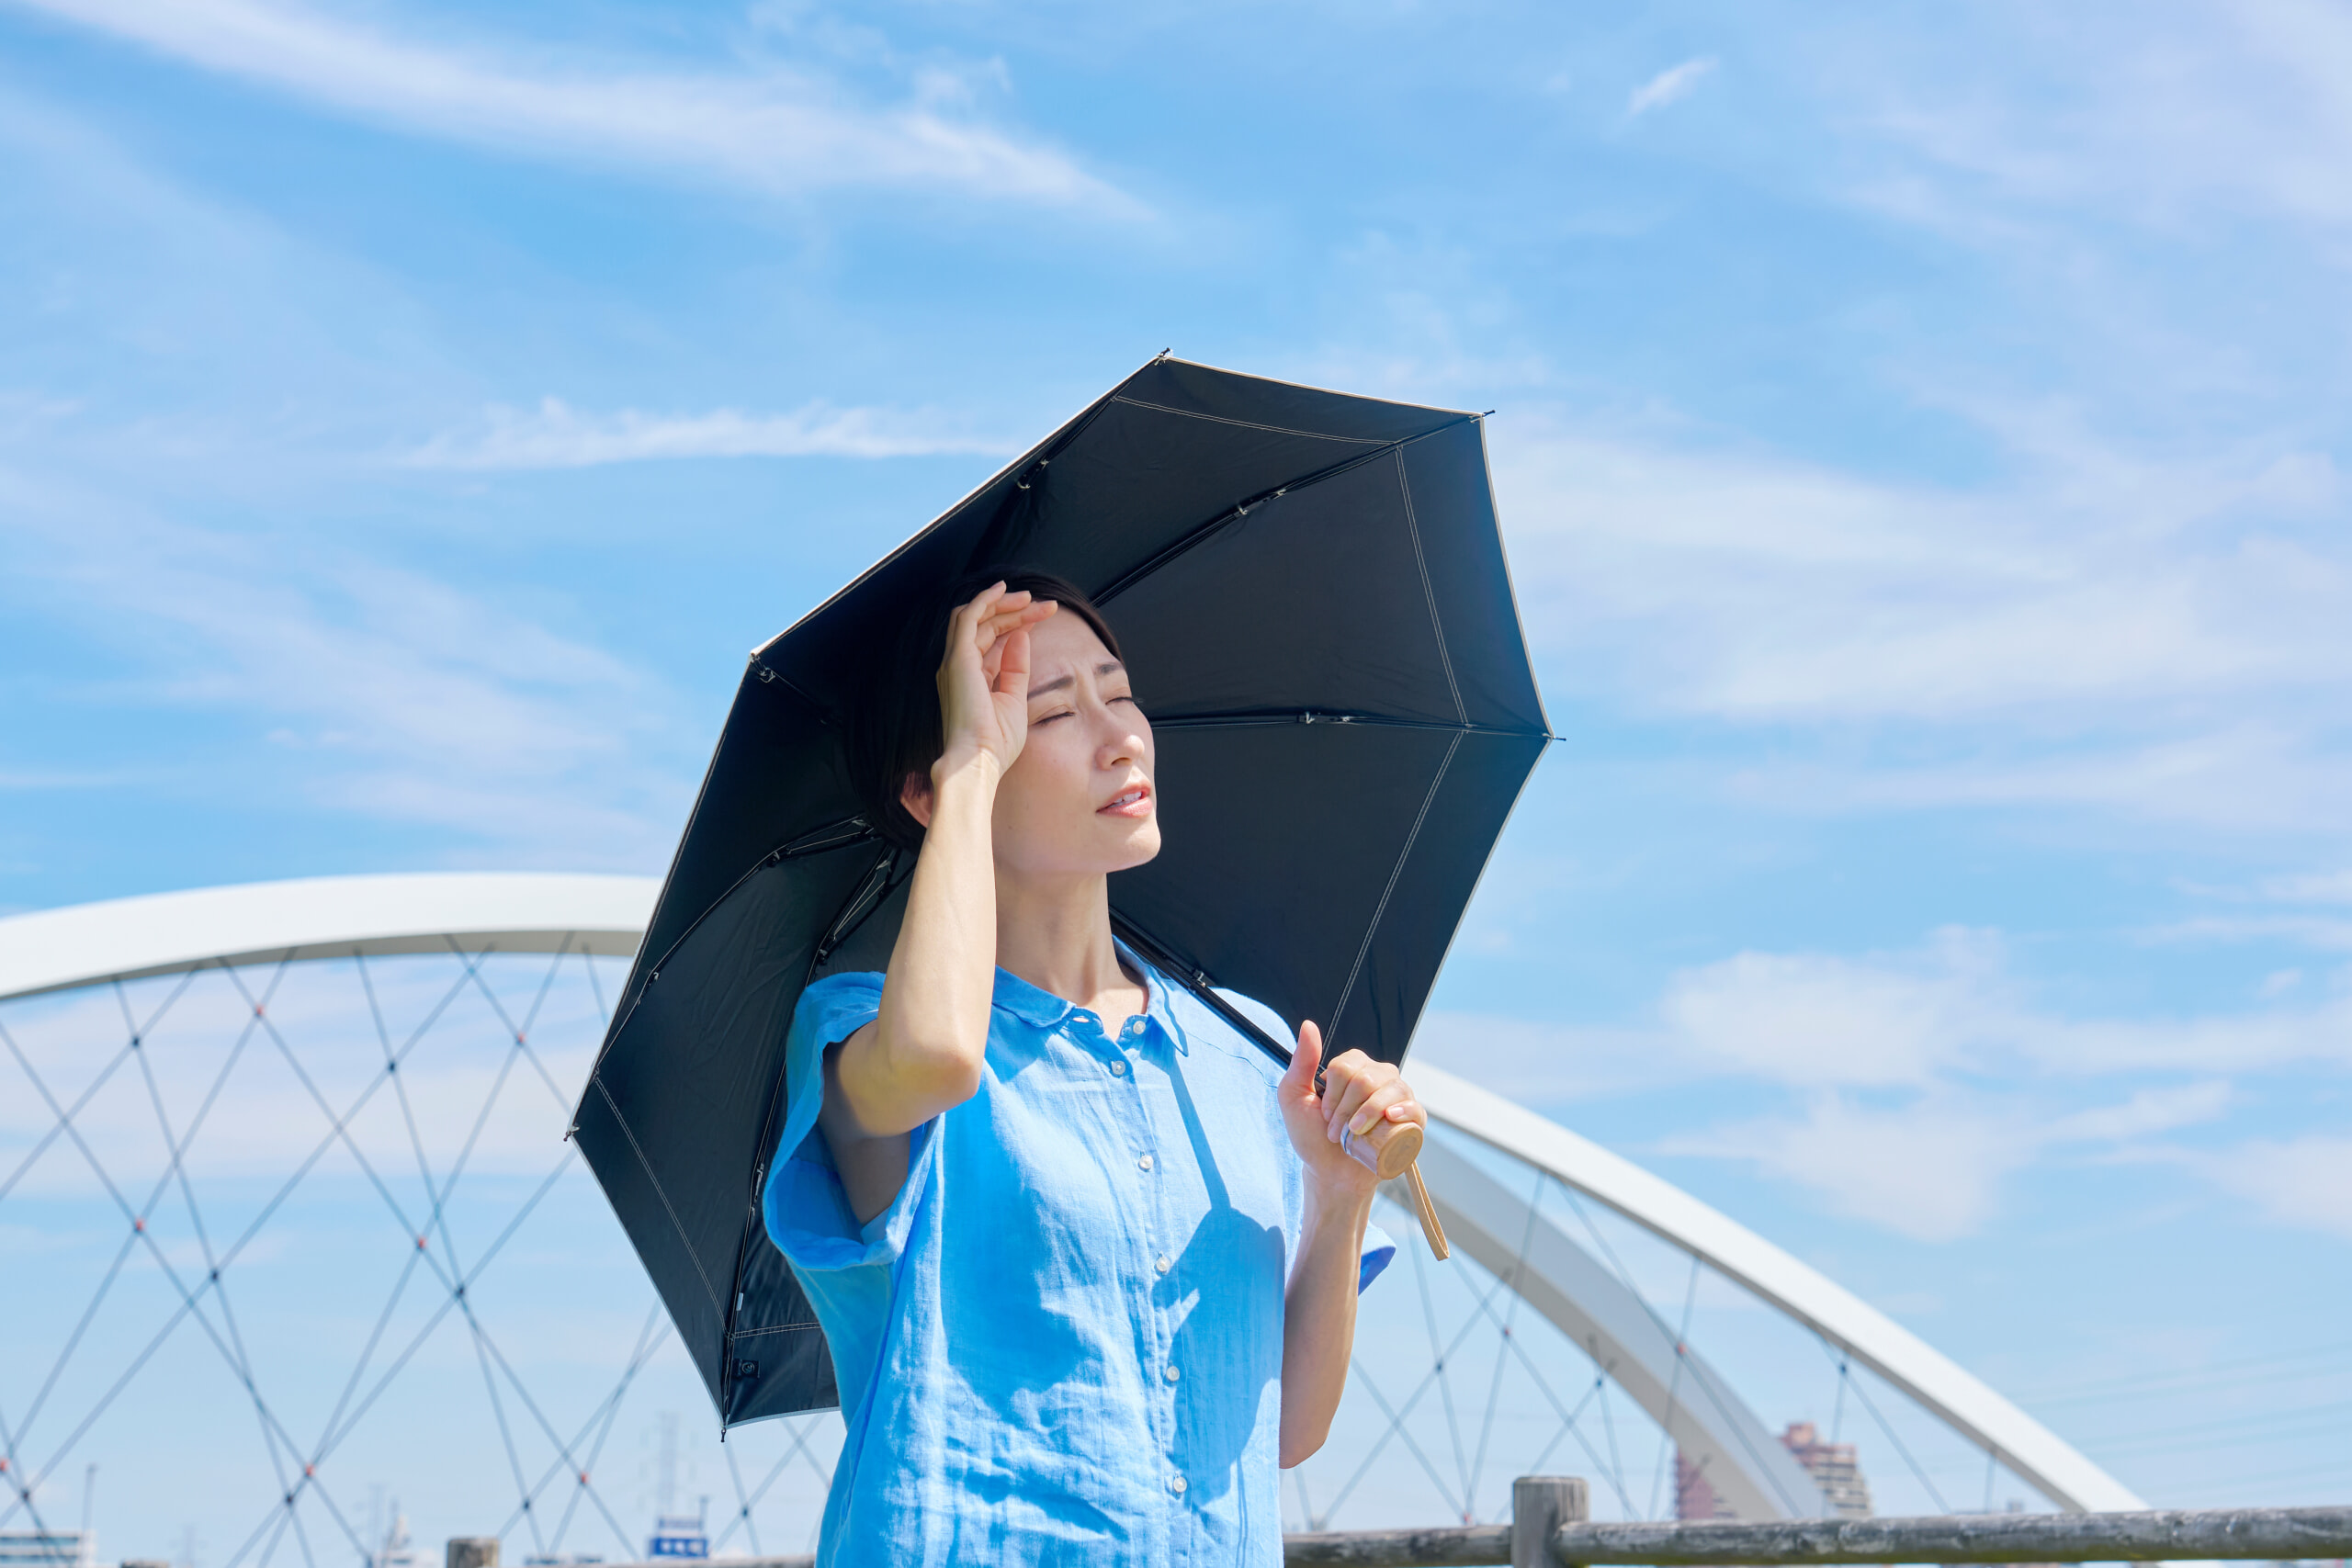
[1026,610,1115,672]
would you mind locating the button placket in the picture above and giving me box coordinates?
[1129,1046,1183,1493]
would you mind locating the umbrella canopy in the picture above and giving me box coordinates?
[571,355,1552,1427]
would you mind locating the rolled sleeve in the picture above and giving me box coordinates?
[1359,1219,1398,1292]
[761,972,935,1273]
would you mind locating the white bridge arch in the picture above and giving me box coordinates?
[0,873,2140,1529]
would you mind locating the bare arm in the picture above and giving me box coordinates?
[1280,1161,1376,1467]
[819,585,1056,1224]
[1276,1022,1426,1466]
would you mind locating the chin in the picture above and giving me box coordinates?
[1105,818,1162,871]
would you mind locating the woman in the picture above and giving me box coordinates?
[761,570,1427,1565]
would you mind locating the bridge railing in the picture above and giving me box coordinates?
[1283,1477,2352,1568]
[505,1477,2352,1568]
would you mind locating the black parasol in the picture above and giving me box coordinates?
[570,355,1552,1427]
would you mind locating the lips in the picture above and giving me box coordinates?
[1098,783,1154,818]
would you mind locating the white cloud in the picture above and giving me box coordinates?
[1829,1,2352,233]
[1608,922,2352,1238]
[1,464,690,866]
[2196,1134,2352,1239]
[2261,870,2352,904]
[7,0,1131,210]
[1487,412,2352,834]
[1412,1010,1676,1102]
[1729,728,2352,838]
[2041,1080,2234,1143]
[2144,914,2352,954]
[1493,419,2352,722]
[408,398,1014,470]
[1657,1080,2232,1243]
[1627,56,1717,118]
[1658,1093,2032,1241]
[1659,931,2002,1087]
[1650,929,2352,1084]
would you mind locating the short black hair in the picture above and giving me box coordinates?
[848,567,1125,852]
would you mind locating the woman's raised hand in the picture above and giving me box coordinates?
[934,582,1058,781]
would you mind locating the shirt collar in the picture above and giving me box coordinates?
[989,965,1073,1028]
[986,941,1182,1049]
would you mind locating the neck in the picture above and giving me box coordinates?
[993,867,1134,1010]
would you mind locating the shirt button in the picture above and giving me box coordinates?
[1168,1474,1187,1495]
[1109,1060,1126,1077]
[1137,1153,1153,1172]
[1155,1254,1171,1274]
[1163,1364,1181,1383]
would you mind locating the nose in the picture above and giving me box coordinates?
[1096,702,1148,771]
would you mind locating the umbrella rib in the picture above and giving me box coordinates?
[1106,394,1390,446]
[1090,415,1481,608]
[574,815,877,1129]
[751,354,1153,666]
[1391,446,1466,726]
[1146,709,1544,738]
[592,1075,728,1315]
[1327,729,1463,1043]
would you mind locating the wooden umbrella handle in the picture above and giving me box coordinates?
[1340,1118,1451,1260]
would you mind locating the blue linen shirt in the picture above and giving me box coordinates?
[761,947,1395,1566]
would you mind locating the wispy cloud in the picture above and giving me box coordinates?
[1489,412,2352,834]
[1495,419,2351,721]
[1650,928,2352,1085]
[2141,913,2352,955]
[1605,922,2352,1238]
[2193,1134,2352,1240]
[1627,56,1717,117]
[0,766,137,790]
[2260,869,2352,904]
[1659,1093,2032,1241]
[2,463,691,867]
[1412,1010,1669,1103]
[408,398,1015,470]
[7,0,1134,210]
[1657,1081,2232,1242]
[1829,2,2352,233]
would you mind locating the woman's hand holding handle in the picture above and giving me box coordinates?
[1278,1022,1449,1258]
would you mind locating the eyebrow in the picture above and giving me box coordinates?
[1028,660,1125,699]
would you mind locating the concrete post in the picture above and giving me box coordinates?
[446,1538,498,1568]
[1512,1475,1589,1568]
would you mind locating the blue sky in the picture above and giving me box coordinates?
[5,0,2352,1531]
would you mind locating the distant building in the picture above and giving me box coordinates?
[645,1506,708,1562]
[0,1531,94,1568]
[369,1508,423,1568]
[1781,1421,1872,1518]
[1675,1451,1738,1521]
